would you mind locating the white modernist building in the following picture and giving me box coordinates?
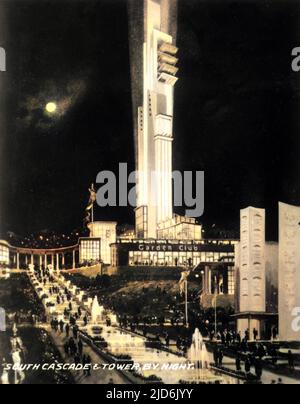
[0,240,10,266]
[235,207,267,337]
[235,206,282,339]
[279,202,300,341]
[87,221,117,265]
[129,0,201,240]
[78,221,117,265]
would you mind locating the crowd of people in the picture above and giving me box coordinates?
[208,327,277,347]
[35,266,95,379]
[211,328,297,384]
[50,320,93,378]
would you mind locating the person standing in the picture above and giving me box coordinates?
[165,333,170,347]
[218,350,224,367]
[74,354,81,366]
[78,339,83,357]
[73,325,78,340]
[255,358,263,380]
[86,355,92,377]
[245,357,251,374]
[54,318,59,332]
[213,347,219,367]
[59,320,64,333]
[236,355,241,372]
[64,341,69,356]
[288,350,295,372]
[82,355,88,377]
[65,323,70,338]
[277,378,284,385]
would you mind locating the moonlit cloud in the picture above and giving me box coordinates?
[16,78,87,132]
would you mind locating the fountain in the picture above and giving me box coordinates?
[10,324,26,384]
[78,291,85,302]
[188,328,222,384]
[28,264,35,273]
[189,328,210,370]
[91,296,103,324]
[1,368,9,384]
[108,313,118,326]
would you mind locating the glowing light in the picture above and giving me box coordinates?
[46,102,57,113]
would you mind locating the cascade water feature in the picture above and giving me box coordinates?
[188,328,215,382]
[91,296,103,324]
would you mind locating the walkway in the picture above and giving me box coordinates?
[220,354,300,385]
[27,271,130,385]
[47,326,129,385]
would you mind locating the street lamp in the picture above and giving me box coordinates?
[179,265,198,328]
[213,280,219,337]
[185,278,188,328]
[214,293,218,336]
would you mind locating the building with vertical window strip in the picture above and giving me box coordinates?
[0,240,10,266]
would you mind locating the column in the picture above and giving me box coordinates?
[62,254,65,267]
[201,270,205,294]
[31,254,34,265]
[45,255,47,268]
[208,269,212,295]
[204,266,210,295]
[39,255,42,269]
[16,253,20,270]
[56,253,59,271]
[72,250,76,269]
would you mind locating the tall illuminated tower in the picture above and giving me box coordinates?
[128,0,179,239]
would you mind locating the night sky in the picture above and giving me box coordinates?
[1,0,300,241]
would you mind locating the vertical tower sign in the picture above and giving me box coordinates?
[129,0,179,239]
[279,202,300,341]
[237,207,266,336]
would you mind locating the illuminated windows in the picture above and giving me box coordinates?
[228,268,235,296]
[136,206,148,239]
[0,242,9,265]
[87,222,117,265]
[79,238,101,263]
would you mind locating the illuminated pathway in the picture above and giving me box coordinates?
[47,327,129,384]
[26,269,239,384]
[27,270,129,384]
[23,269,299,384]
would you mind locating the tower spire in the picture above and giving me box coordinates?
[128,0,179,238]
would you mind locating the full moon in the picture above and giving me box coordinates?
[46,102,57,113]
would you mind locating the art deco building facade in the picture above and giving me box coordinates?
[129,0,201,240]
[279,202,300,341]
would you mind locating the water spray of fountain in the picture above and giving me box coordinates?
[91,296,104,324]
[188,328,211,383]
